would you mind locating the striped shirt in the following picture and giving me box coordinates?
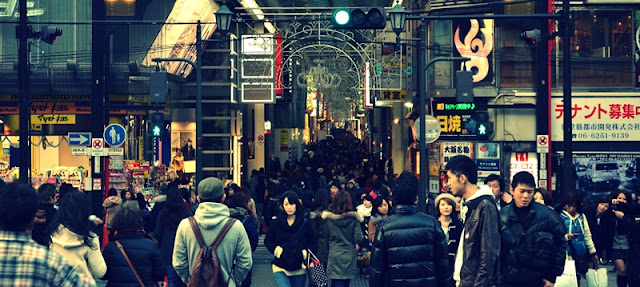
[0,231,96,287]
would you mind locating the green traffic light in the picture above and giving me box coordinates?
[478,124,487,135]
[334,9,350,25]
[152,126,161,137]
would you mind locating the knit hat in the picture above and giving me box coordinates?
[197,177,225,201]
[435,193,458,210]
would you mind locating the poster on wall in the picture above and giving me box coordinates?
[440,141,474,168]
[563,153,640,202]
[509,152,538,184]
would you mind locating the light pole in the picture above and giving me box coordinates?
[151,3,233,186]
[390,4,468,212]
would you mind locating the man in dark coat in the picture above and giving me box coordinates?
[446,155,500,287]
[370,171,452,287]
[499,171,566,287]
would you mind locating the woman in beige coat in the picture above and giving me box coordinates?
[51,192,107,282]
[102,188,122,234]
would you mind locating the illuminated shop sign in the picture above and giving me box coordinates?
[432,99,481,137]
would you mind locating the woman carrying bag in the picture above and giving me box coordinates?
[321,191,364,287]
[264,191,316,287]
[560,192,598,283]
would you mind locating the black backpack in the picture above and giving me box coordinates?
[187,217,237,287]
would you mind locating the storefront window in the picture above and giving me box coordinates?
[203,120,231,134]
[433,20,453,89]
[557,10,633,87]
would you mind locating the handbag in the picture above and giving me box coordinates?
[306,249,328,287]
[555,259,579,287]
[357,249,371,267]
[585,268,608,287]
[568,241,589,274]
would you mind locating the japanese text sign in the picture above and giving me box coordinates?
[552,97,640,141]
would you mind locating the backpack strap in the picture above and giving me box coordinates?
[188,216,207,248]
[211,218,238,248]
[115,240,146,287]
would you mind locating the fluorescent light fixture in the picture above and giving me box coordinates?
[264,21,276,33]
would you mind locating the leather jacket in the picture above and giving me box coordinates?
[459,194,501,287]
[499,202,566,285]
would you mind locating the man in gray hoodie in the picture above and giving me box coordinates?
[173,177,253,286]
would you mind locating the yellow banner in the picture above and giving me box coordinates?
[31,114,76,125]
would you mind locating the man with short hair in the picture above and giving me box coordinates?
[484,174,512,210]
[173,177,252,286]
[446,155,500,287]
[0,182,95,287]
[499,171,566,287]
[370,171,452,287]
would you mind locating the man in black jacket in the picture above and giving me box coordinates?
[370,171,452,287]
[446,155,500,287]
[499,171,566,287]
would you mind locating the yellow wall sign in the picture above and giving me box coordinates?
[31,114,76,125]
[380,90,406,101]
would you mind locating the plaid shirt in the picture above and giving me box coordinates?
[0,231,96,287]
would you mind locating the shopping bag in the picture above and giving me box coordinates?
[306,249,328,287]
[585,268,608,287]
[555,259,579,287]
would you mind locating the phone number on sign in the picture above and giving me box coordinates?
[573,132,630,139]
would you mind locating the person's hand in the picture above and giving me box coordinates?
[502,192,513,203]
[356,244,360,251]
[592,254,600,268]
[274,246,283,258]
[614,210,625,219]
[566,233,578,240]
[543,279,554,287]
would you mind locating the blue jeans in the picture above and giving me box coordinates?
[166,265,186,287]
[273,272,306,287]
[332,279,350,287]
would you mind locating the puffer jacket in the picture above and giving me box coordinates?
[102,231,166,287]
[370,205,452,287]
[50,225,107,280]
[321,210,364,280]
[264,212,316,271]
[102,196,122,229]
[457,188,500,287]
[500,202,566,285]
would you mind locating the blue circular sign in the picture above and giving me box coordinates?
[104,124,127,146]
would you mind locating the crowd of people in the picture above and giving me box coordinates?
[2,129,640,287]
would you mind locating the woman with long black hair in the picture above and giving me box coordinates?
[611,189,633,287]
[264,191,316,287]
[50,192,107,282]
[154,187,191,287]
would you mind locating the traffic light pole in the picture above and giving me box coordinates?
[152,21,202,187]
[18,0,30,184]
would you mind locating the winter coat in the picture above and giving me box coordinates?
[102,196,122,229]
[310,208,330,265]
[560,211,596,256]
[370,205,452,287]
[441,216,463,273]
[173,202,252,287]
[321,210,364,280]
[584,207,615,257]
[153,209,188,266]
[457,188,500,287]
[264,212,316,272]
[102,231,166,287]
[500,202,567,285]
[368,214,386,243]
[148,195,166,233]
[50,225,107,280]
[229,207,259,251]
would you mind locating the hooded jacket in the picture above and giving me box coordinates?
[321,210,364,280]
[50,225,107,280]
[455,186,500,287]
[560,211,596,256]
[229,207,259,251]
[102,196,122,229]
[370,205,452,287]
[172,202,252,287]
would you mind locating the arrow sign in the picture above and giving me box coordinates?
[68,132,92,146]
